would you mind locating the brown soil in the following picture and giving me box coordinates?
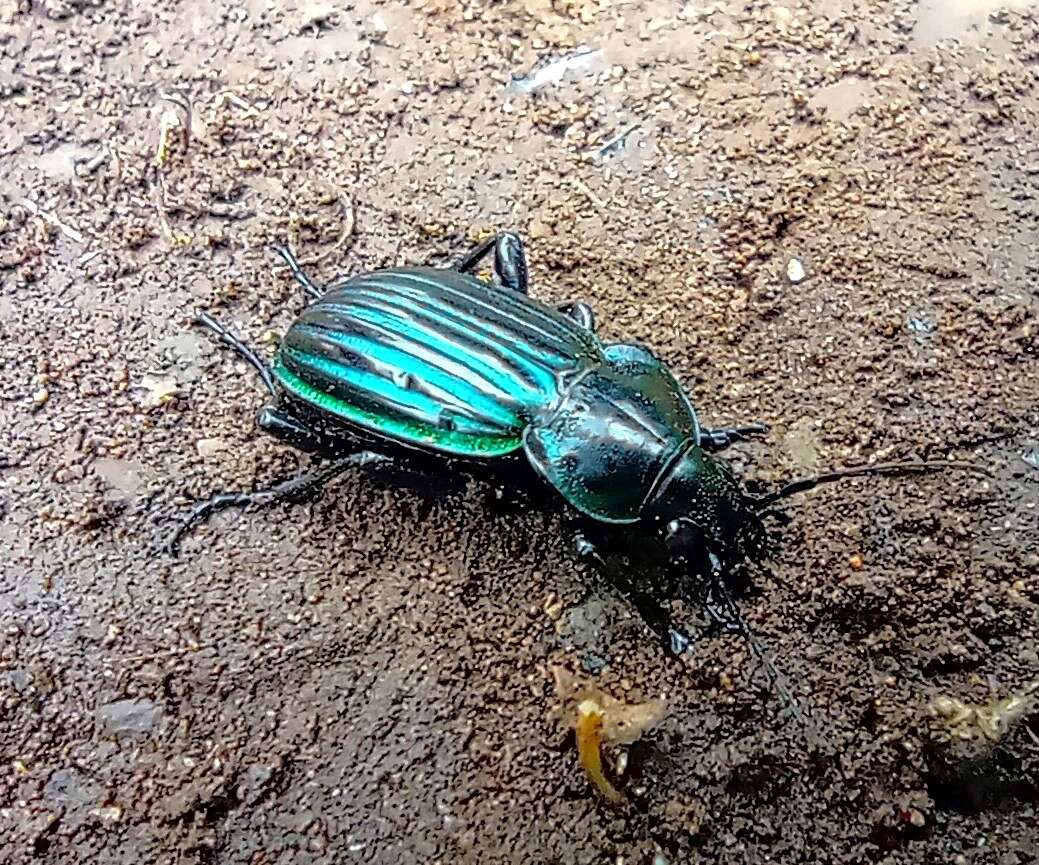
[2,1,1038,863]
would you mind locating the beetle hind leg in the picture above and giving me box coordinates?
[258,406,333,454]
[454,231,529,293]
[256,406,381,460]
[196,312,277,397]
[270,243,324,301]
[164,450,386,556]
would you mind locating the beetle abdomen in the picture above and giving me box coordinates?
[274,266,603,456]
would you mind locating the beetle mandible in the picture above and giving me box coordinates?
[167,231,976,653]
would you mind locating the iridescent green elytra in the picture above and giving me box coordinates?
[274,265,603,459]
[170,232,974,660]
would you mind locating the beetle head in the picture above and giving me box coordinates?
[646,443,766,568]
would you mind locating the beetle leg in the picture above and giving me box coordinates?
[558,301,596,331]
[492,232,529,293]
[454,231,529,293]
[699,423,769,452]
[270,243,324,301]
[256,406,360,457]
[573,532,693,656]
[702,587,744,635]
[196,312,277,397]
[164,450,386,556]
[453,234,497,274]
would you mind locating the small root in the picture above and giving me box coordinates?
[300,193,356,267]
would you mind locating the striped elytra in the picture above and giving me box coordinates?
[273,266,604,456]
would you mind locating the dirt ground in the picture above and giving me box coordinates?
[2,0,1038,863]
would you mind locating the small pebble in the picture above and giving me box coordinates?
[90,805,123,822]
[196,437,226,457]
[615,751,628,777]
[543,594,564,620]
[786,258,807,283]
[300,1,336,28]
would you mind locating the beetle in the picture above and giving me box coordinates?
[168,231,977,654]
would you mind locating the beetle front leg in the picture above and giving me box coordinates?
[574,532,692,656]
[700,423,769,452]
[164,450,387,556]
[454,231,529,293]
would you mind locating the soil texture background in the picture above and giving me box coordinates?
[1,1,1038,863]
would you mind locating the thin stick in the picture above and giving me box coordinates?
[584,123,639,162]
[301,194,356,267]
[17,198,84,244]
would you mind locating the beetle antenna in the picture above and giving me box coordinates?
[708,572,808,725]
[753,459,990,510]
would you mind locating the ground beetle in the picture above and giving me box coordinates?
[168,232,978,654]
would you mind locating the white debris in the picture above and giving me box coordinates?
[136,373,181,408]
[786,257,807,283]
[508,48,603,95]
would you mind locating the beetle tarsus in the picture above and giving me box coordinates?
[164,452,383,556]
[270,243,324,301]
[702,555,807,720]
[195,311,278,397]
[700,423,769,452]
[573,532,605,566]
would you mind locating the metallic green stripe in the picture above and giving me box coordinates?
[340,289,558,396]
[273,357,523,457]
[326,297,545,408]
[293,323,523,430]
[378,269,579,354]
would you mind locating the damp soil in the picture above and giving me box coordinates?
[2,1,1038,863]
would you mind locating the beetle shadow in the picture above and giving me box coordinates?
[345,444,569,517]
[328,437,765,659]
